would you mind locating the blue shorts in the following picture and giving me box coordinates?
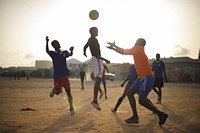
[102,78,106,85]
[124,82,133,94]
[130,76,154,96]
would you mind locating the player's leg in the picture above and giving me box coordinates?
[146,98,157,112]
[66,90,74,111]
[153,87,159,96]
[91,77,102,110]
[112,83,131,113]
[139,95,161,114]
[90,57,103,110]
[81,78,84,89]
[157,78,164,103]
[153,78,160,99]
[94,77,101,102]
[157,86,162,103]
[153,78,163,103]
[50,78,62,98]
[126,90,139,124]
[63,77,74,114]
[138,76,168,125]
[111,97,123,113]
[102,79,107,99]
[125,80,139,124]
[99,86,104,99]
[139,95,167,125]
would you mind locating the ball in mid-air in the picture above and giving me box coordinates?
[89,10,99,20]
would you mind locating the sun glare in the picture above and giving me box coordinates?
[1,0,197,67]
[33,0,183,63]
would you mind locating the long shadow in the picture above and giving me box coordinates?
[78,120,95,133]
[112,109,175,133]
[37,97,96,133]
[161,104,200,133]
[112,113,140,133]
[38,113,83,133]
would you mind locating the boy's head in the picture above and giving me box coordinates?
[156,53,160,60]
[89,27,98,37]
[51,40,60,50]
[135,38,146,46]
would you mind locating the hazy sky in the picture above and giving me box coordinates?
[0,0,200,67]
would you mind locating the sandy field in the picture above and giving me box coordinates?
[0,78,200,133]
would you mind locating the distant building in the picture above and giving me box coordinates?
[34,58,84,78]
[32,56,200,82]
[35,60,52,69]
[17,66,37,71]
[150,57,200,83]
[67,58,82,71]
[108,63,130,80]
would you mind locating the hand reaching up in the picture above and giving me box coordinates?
[69,46,74,51]
[106,41,115,50]
[46,36,49,42]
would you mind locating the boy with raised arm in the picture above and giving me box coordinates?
[46,36,74,114]
[83,27,110,110]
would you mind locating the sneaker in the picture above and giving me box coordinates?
[99,92,104,99]
[156,99,162,104]
[158,113,168,126]
[111,108,117,113]
[50,88,62,98]
[55,88,62,95]
[50,89,55,98]
[125,116,139,125]
[70,106,75,114]
[91,101,101,111]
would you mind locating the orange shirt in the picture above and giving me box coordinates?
[123,45,153,78]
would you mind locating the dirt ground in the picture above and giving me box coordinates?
[0,78,200,133]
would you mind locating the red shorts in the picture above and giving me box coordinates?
[54,76,70,90]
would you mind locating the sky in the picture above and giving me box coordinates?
[0,0,200,67]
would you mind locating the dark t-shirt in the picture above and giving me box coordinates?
[49,50,70,78]
[80,71,85,79]
[152,60,165,78]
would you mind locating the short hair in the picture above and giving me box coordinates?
[89,27,98,34]
[156,53,160,58]
[156,53,160,56]
[51,40,59,46]
[135,38,146,46]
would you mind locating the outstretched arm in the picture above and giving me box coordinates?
[106,41,124,54]
[46,36,50,55]
[99,56,110,64]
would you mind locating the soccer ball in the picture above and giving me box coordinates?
[89,10,99,20]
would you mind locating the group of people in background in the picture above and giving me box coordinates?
[45,26,168,126]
